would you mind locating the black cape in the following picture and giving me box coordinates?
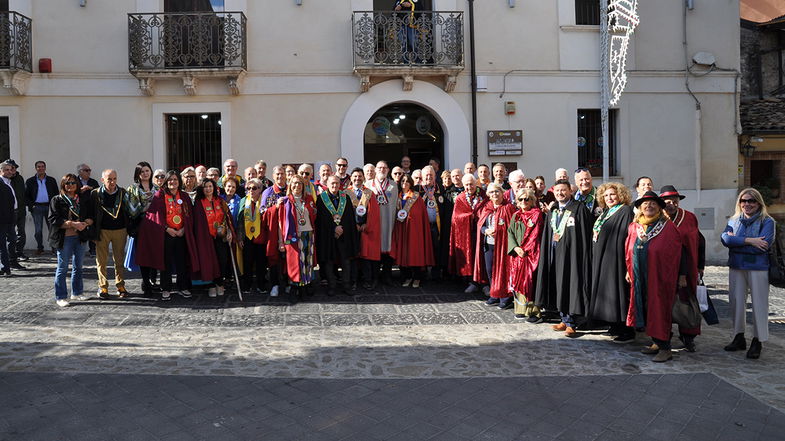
[416,183,453,269]
[315,192,359,262]
[534,199,593,315]
[588,204,634,323]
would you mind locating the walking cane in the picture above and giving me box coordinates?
[229,241,243,302]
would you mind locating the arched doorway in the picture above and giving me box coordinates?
[364,103,444,169]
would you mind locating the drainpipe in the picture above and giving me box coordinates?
[467,0,478,165]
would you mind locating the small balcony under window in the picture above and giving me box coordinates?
[127,11,247,96]
[352,10,464,92]
[0,11,32,95]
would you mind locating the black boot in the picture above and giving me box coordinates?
[746,338,762,359]
[679,334,696,352]
[724,333,746,351]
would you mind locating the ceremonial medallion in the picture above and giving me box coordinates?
[333,214,341,224]
[377,194,386,204]
[356,205,367,216]
[438,196,444,204]
[397,209,408,221]
[172,215,182,225]
[176,199,183,205]
[299,218,307,226]
[427,199,436,209]
[250,226,255,233]
[553,233,561,242]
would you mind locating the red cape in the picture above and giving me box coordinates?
[135,189,200,274]
[625,219,682,341]
[673,208,701,334]
[448,191,487,276]
[390,196,435,267]
[191,198,226,282]
[473,201,516,298]
[278,195,317,283]
[359,195,382,261]
[507,207,545,301]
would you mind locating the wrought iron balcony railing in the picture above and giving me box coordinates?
[0,11,32,72]
[352,11,464,68]
[128,11,247,72]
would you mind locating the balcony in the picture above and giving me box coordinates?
[352,10,464,92]
[128,11,247,96]
[0,11,32,95]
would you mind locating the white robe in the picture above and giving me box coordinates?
[370,177,398,253]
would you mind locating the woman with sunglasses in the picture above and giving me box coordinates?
[507,188,545,320]
[390,174,433,288]
[236,178,267,294]
[48,174,94,307]
[474,182,516,309]
[587,182,635,341]
[721,188,776,359]
[136,171,200,301]
[126,161,159,297]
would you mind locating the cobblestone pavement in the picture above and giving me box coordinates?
[1,255,784,440]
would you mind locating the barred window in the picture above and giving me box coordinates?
[577,109,617,177]
[166,113,222,171]
[575,0,600,25]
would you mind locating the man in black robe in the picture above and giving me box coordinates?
[418,165,453,281]
[534,179,593,336]
[316,176,359,295]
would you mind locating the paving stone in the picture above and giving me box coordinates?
[284,314,322,326]
[322,314,373,326]
[370,313,417,326]
[415,313,467,325]
[461,311,503,324]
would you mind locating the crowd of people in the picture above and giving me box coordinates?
[0,156,776,361]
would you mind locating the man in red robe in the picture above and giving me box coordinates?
[346,167,381,290]
[660,185,702,351]
[449,174,487,292]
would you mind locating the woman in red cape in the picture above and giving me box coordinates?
[507,188,545,319]
[135,170,201,300]
[625,191,684,363]
[448,174,487,291]
[473,183,516,309]
[277,175,317,303]
[390,174,434,288]
[192,178,234,298]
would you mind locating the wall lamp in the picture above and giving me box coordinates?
[295,0,302,5]
[741,136,763,158]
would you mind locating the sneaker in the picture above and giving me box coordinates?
[17,253,29,261]
[464,284,479,294]
[97,289,110,300]
[612,334,635,344]
[117,287,129,299]
[10,262,24,270]
[216,286,225,297]
[178,290,192,299]
[514,314,527,320]
[402,279,412,287]
[161,291,171,301]
[208,287,217,298]
[411,280,420,289]
[526,316,543,323]
[485,297,500,306]
[56,299,70,307]
[69,294,88,301]
[270,286,279,297]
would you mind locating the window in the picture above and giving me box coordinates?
[577,109,617,176]
[166,113,222,170]
[0,116,8,160]
[575,0,600,25]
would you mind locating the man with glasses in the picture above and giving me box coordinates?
[334,157,351,190]
[505,169,526,203]
[390,167,404,185]
[260,166,289,296]
[25,161,59,255]
[316,175,359,296]
[534,179,592,335]
[219,158,246,198]
[298,163,317,202]
[77,164,100,257]
[574,167,601,219]
[90,169,131,299]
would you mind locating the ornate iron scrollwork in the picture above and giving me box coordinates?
[0,11,33,73]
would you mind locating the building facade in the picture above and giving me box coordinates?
[0,0,740,261]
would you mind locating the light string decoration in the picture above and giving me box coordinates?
[607,0,639,106]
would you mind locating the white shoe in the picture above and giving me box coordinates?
[56,299,70,307]
[161,291,171,301]
[482,286,491,296]
[179,290,192,298]
[464,284,479,294]
[402,279,412,287]
[208,287,217,298]
[216,286,225,296]
[412,280,420,289]
[270,286,279,297]
[69,294,88,301]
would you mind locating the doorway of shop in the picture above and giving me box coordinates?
[364,103,444,169]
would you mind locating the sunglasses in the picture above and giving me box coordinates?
[81,169,91,172]
[65,181,77,185]
[247,186,259,191]
[154,175,165,179]
[739,198,758,204]
[336,163,348,167]
[518,197,530,202]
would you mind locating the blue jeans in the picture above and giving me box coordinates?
[31,204,49,251]
[0,222,12,271]
[54,235,85,300]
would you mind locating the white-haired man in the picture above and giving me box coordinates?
[419,165,452,281]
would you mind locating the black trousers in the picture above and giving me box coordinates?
[242,239,267,290]
[161,235,188,292]
[212,236,229,287]
[322,257,351,290]
[13,208,24,257]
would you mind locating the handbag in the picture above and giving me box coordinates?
[769,235,785,288]
[696,277,708,313]
[702,295,719,325]
[672,286,702,329]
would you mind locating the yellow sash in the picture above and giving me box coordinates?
[244,198,261,240]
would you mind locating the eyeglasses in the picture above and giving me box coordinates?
[574,167,590,174]
[336,163,348,167]
[65,181,77,185]
[740,198,758,204]
[81,169,91,173]
[154,175,165,179]
[392,172,402,175]
[247,186,259,191]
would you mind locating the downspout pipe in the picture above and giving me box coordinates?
[467,0,478,165]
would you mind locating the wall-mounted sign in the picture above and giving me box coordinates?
[416,115,431,135]
[488,130,523,156]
